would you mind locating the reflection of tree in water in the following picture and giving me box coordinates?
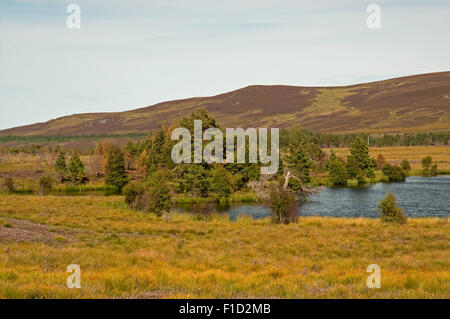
[177,201,231,216]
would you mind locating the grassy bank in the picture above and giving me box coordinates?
[0,195,448,299]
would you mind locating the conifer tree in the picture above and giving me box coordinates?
[68,150,86,184]
[286,144,311,184]
[327,157,348,186]
[105,144,129,192]
[55,152,67,183]
[346,137,373,183]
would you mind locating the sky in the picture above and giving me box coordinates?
[0,0,449,130]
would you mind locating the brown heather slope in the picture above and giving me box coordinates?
[1,71,449,136]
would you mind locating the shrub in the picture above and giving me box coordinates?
[382,164,407,182]
[123,181,145,210]
[38,176,53,196]
[144,185,171,217]
[377,192,407,224]
[268,184,297,224]
[144,171,172,216]
[421,156,432,176]
[400,159,411,173]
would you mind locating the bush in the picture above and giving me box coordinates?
[123,181,145,210]
[400,159,411,173]
[38,176,53,196]
[144,171,172,216]
[421,156,432,176]
[268,184,297,224]
[382,164,407,182]
[123,171,172,216]
[144,185,171,217]
[377,192,407,224]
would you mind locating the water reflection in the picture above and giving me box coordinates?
[175,176,450,220]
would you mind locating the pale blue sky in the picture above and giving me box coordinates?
[0,0,449,130]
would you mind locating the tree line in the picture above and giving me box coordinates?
[1,129,448,155]
[1,109,443,223]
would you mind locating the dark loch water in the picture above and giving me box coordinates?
[175,176,450,219]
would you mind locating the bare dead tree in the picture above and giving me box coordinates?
[283,170,313,199]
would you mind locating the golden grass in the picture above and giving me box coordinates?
[0,195,448,299]
[324,146,450,171]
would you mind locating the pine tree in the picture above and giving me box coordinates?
[105,144,129,192]
[286,144,311,184]
[175,164,210,196]
[68,151,86,184]
[55,152,67,183]
[346,137,373,183]
[209,165,234,202]
[327,157,348,186]
[325,149,337,170]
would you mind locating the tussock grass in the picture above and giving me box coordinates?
[0,195,448,299]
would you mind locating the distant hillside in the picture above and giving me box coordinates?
[1,71,449,136]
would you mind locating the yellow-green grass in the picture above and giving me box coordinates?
[324,146,450,172]
[0,195,448,299]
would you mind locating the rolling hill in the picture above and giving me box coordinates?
[1,71,449,136]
